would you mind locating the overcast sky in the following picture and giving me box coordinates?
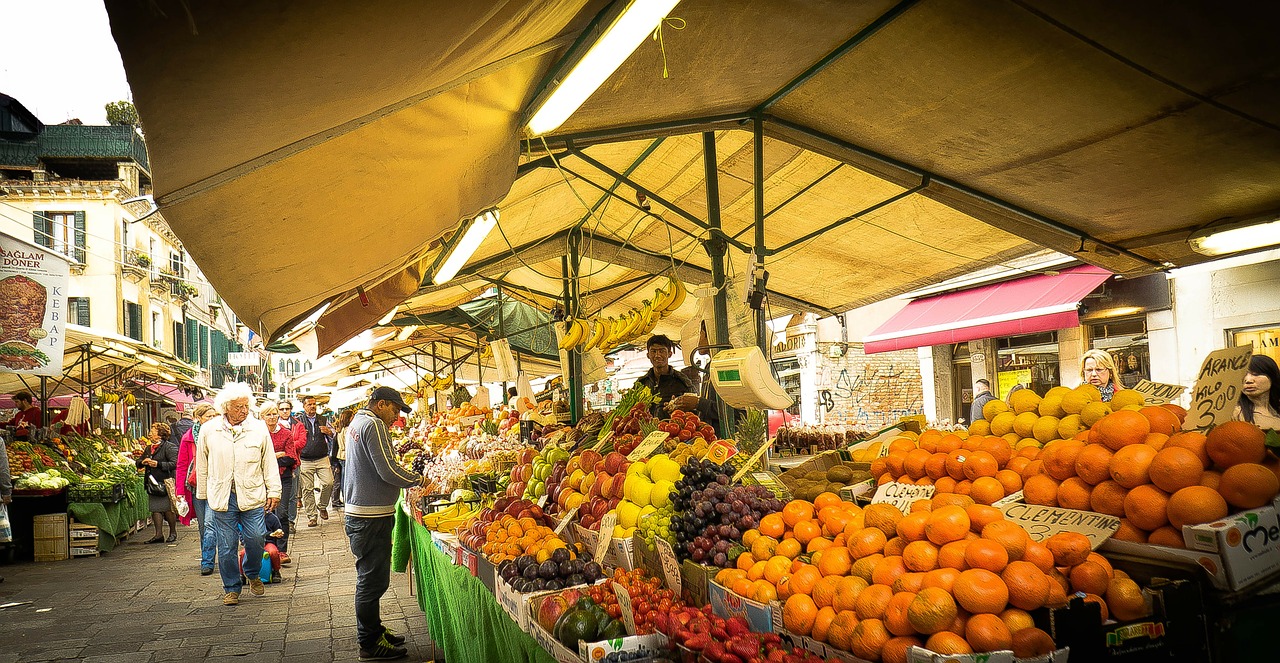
[0,1,133,125]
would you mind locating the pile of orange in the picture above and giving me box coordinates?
[1022,410,1280,547]
[731,494,1152,661]
[476,514,580,564]
[869,428,1038,506]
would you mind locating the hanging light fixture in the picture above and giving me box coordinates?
[525,0,681,136]
[430,208,500,285]
[396,325,419,342]
[1189,214,1280,256]
[377,306,399,326]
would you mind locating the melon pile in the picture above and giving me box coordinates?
[867,386,1280,547]
[719,493,1145,662]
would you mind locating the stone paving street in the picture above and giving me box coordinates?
[0,508,441,663]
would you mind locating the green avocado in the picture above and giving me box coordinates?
[598,618,627,640]
[559,610,599,650]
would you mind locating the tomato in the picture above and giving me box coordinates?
[607,604,621,619]
[678,429,693,442]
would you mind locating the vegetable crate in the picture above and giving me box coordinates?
[34,513,69,562]
[68,483,126,503]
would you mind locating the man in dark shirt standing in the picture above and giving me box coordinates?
[291,396,334,528]
[636,335,720,433]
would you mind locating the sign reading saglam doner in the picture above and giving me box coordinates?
[0,232,69,377]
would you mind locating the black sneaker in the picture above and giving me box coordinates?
[358,638,407,661]
[200,567,214,576]
[382,629,406,646]
[270,571,282,583]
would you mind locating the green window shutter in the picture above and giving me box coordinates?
[73,211,86,263]
[199,323,209,368]
[33,211,52,248]
[173,322,184,361]
[126,303,142,341]
[186,322,197,363]
[74,297,90,326]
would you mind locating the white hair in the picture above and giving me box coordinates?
[257,400,279,416]
[214,382,254,414]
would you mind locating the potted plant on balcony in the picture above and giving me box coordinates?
[178,283,199,300]
[132,251,151,268]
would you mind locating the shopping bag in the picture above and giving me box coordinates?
[163,477,180,513]
[491,338,518,383]
[175,494,191,518]
[0,503,12,543]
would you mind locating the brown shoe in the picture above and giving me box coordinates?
[308,518,318,528]
[223,592,239,606]
[248,578,265,596]
[318,508,329,520]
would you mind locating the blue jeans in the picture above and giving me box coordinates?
[189,483,216,571]
[274,477,293,552]
[212,491,265,594]
[346,515,395,650]
[287,468,298,523]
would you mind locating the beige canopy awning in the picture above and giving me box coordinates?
[106,1,1280,352]
[0,324,201,398]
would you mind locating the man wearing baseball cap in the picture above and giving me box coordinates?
[343,386,426,660]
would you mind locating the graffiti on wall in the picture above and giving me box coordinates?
[816,344,923,427]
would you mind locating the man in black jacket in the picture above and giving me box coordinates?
[291,396,334,528]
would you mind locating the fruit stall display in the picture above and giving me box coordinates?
[6,435,140,497]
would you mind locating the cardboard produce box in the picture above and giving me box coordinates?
[578,634,667,662]
[707,580,776,633]
[1037,579,1208,662]
[778,451,873,503]
[680,559,716,608]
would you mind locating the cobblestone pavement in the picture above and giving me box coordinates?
[0,507,440,663]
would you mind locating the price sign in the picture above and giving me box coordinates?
[1183,346,1252,431]
[1132,379,1187,406]
[870,482,936,512]
[593,431,614,452]
[595,513,617,563]
[732,440,773,482]
[655,538,682,594]
[704,439,739,464]
[536,494,548,509]
[992,490,1024,507]
[553,506,578,536]
[999,503,1120,548]
[750,472,792,500]
[627,431,668,461]
[612,583,637,635]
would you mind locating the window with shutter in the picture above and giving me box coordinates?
[124,302,142,341]
[186,321,197,363]
[173,321,185,361]
[73,211,86,264]
[69,297,90,326]
[199,323,209,368]
[33,211,52,248]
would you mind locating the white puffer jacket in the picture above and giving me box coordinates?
[195,415,282,512]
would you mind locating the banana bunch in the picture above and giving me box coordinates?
[93,388,136,405]
[421,375,454,393]
[421,501,479,532]
[558,275,687,352]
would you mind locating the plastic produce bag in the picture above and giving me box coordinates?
[491,338,518,383]
[0,503,11,543]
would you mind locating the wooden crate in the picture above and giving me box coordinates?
[34,513,69,562]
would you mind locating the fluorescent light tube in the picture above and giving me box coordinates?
[397,325,419,342]
[1189,217,1280,256]
[359,360,373,372]
[378,306,399,326]
[526,0,681,136]
[138,354,161,366]
[432,209,499,285]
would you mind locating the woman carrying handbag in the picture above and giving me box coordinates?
[137,422,178,543]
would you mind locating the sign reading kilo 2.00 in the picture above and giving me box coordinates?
[0,233,69,377]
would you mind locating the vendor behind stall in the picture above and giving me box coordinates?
[637,334,721,434]
[1,392,41,439]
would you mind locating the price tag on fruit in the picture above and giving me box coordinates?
[704,439,739,465]
[999,503,1120,548]
[732,440,774,483]
[626,431,668,461]
[655,538,682,594]
[613,583,637,635]
[870,481,935,512]
[1132,379,1186,406]
[595,512,617,562]
[1184,345,1252,431]
[553,507,578,536]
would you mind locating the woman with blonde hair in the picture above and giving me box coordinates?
[1079,349,1120,402]
[175,403,219,572]
[258,400,298,562]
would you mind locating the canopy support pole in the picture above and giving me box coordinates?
[39,376,49,427]
[752,118,768,353]
[702,131,735,436]
[497,285,507,402]
[562,237,584,423]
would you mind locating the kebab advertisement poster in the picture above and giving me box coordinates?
[0,231,69,376]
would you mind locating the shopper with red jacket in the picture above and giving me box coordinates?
[260,401,298,560]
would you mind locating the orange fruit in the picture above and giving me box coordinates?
[982,520,1030,561]
[832,576,869,612]
[1206,421,1266,468]
[892,571,925,594]
[1041,440,1085,480]
[1110,444,1157,488]
[1089,480,1128,517]
[925,631,973,655]
[1166,485,1229,528]
[783,594,818,636]
[964,538,1010,573]
[1074,444,1115,485]
[812,575,841,608]
[855,583,895,621]
[896,511,930,542]
[751,535,778,562]
[953,568,1009,614]
[871,555,908,587]
[966,613,1013,652]
[932,493,975,510]
[1011,627,1057,658]
[1000,607,1036,634]
[902,540,940,572]
[1022,540,1055,574]
[851,553,884,583]
[793,519,823,546]
[1167,431,1211,469]
[922,567,960,593]
[995,469,1024,495]
[776,537,803,560]
[764,555,793,584]
[1069,560,1111,595]
[904,448,933,479]
[1145,433,1170,450]
[863,503,904,536]
[963,451,1000,480]
[1149,446,1205,493]
[884,591,918,636]
[937,540,971,570]
[1057,477,1094,510]
[1023,474,1061,506]
[847,527,888,559]
[1006,456,1031,475]
[848,618,892,661]
[814,492,845,511]
[783,500,816,527]
[882,636,924,663]
[1002,560,1050,610]
[759,513,786,539]
[906,586,958,634]
[965,504,1004,533]
[1020,459,1046,482]
[1140,406,1180,436]
[1044,531,1091,567]
[884,535,909,557]
[925,505,971,545]
[970,476,1006,505]
[1124,484,1171,530]
[1113,519,1148,543]
[1093,410,1152,450]
[1147,526,1185,548]
[811,606,837,642]
[1106,577,1151,621]
[752,579,778,603]
[1199,470,1223,490]
[1218,462,1280,509]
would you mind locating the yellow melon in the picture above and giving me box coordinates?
[990,412,1017,437]
[984,400,1010,422]
[1013,412,1040,439]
